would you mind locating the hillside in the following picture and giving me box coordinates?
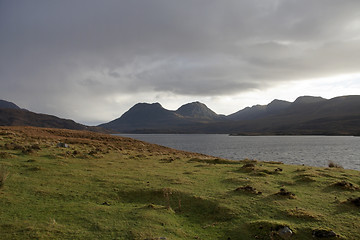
[0,108,105,133]
[0,126,359,239]
[0,100,104,132]
[0,100,20,109]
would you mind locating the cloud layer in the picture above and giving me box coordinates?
[1,0,360,124]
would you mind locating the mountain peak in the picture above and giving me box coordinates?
[0,99,20,109]
[293,96,326,104]
[133,102,163,108]
[267,99,291,111]
[176,101,219,119]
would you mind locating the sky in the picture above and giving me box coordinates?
[1,0,360,125]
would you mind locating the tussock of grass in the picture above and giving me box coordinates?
[346,197,360,207]
[332,180,359,190]
[235,185,262,195]
[239,163,256,173]
[275,188,296,199]
[242,163,256,168]
[0,151,13,159]
[328,161,344,169]
[285,208,323,220]
[294,173,318,183]
[243,220,295,240]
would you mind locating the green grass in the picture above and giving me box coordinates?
[0,126,360,239]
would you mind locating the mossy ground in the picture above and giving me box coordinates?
[0,126,359,239]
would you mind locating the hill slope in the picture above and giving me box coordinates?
[0,126,359,239]
[0,99,21,109]
[0,107,103,132]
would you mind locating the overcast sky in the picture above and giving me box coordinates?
[1,0,360,125]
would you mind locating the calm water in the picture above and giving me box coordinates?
[117,134,360,170]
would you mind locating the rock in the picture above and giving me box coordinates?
[57,142,69,148]
[278,226,293,239]
[312,229,337,238]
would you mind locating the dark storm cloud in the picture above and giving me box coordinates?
[1,0,360,123]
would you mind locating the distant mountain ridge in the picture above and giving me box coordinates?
[228,99,292,121]
[100,95,360,135]
[1,96,359,135]
[0,99,104,132]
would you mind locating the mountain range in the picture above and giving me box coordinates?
[1,96,360,135]
[99,101,226,133]
[100,95,360,135]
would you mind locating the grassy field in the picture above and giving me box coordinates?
[0,126,359,239]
